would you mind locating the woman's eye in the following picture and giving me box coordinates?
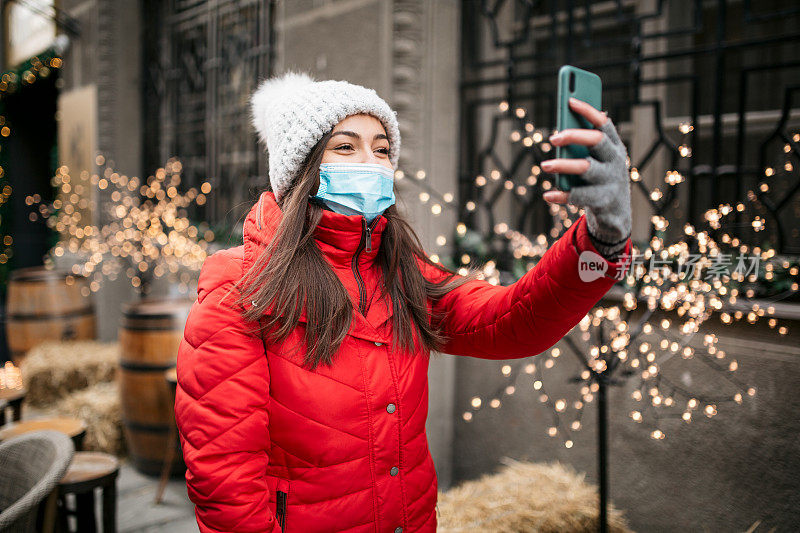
[334,144,389,154]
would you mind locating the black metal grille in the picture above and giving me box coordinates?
[142,0,277,240]
[459,0,800,256]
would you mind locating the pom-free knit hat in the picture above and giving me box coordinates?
[249,70,401,203]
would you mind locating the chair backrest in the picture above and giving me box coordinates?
[0,429,75,533]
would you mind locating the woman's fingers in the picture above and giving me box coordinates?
[549,128,603,147]
[543,190,569,204]
[541,103,622,207]
[549,99,611,154]
[568,97,608,128]
[540,158,590,175]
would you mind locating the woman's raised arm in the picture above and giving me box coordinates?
[419,215,631,360]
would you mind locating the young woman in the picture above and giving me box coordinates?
[174,71,632,533]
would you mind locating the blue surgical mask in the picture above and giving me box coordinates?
[309,162,396,222]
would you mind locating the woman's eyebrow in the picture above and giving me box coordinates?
[330,131,389,141]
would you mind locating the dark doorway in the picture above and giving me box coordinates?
[3,71,58,268]
[0,67,59,362]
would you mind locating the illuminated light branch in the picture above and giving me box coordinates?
[445,113,798,449]
[462,350,577,448]
[30,156,215,298]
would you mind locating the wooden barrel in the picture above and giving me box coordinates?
[119,297,194,477]
[6,267,96,364]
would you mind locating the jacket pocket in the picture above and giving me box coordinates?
[275,477,290,532]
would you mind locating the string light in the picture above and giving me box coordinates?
[381,106,794,451]
[455,215,789,446]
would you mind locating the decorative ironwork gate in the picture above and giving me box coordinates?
[459,0,800,256]
[142,0,277,240]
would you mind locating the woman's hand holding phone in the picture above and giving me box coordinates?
[542,97,632,257]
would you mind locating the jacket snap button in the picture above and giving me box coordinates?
[374,341,383,346]
[395,528,403,533]
[390,466,399,476]
[386,403,396,414]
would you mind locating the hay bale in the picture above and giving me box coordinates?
[19,340,119,406]
[436,457,632,533]
[46,381,126,457]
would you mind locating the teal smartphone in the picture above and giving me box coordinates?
[555,65,602,191]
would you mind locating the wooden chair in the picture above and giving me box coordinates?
[0,430,75,533]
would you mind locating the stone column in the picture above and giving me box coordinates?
[392,0,461,492]
[54,0,143,342]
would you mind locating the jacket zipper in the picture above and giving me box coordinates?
[276,490,287,531]
[352,216,379,316]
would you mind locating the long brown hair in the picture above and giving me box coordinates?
[232,127,481,371]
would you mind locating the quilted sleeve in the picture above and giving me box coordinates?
[420,215,632,359]
[174,249,282,533]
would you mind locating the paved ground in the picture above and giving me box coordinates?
[116,460,198,533]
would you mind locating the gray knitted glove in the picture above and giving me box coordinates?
[567,118,632,257]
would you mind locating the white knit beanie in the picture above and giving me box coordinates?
[249,70,401,203]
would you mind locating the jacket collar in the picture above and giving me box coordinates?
[244,191,388,268]
[241,191,393,340]
[310,201,387,268]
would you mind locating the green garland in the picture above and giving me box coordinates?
[0,46,63,296]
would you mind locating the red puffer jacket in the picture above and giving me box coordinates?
[175,190,630,533]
